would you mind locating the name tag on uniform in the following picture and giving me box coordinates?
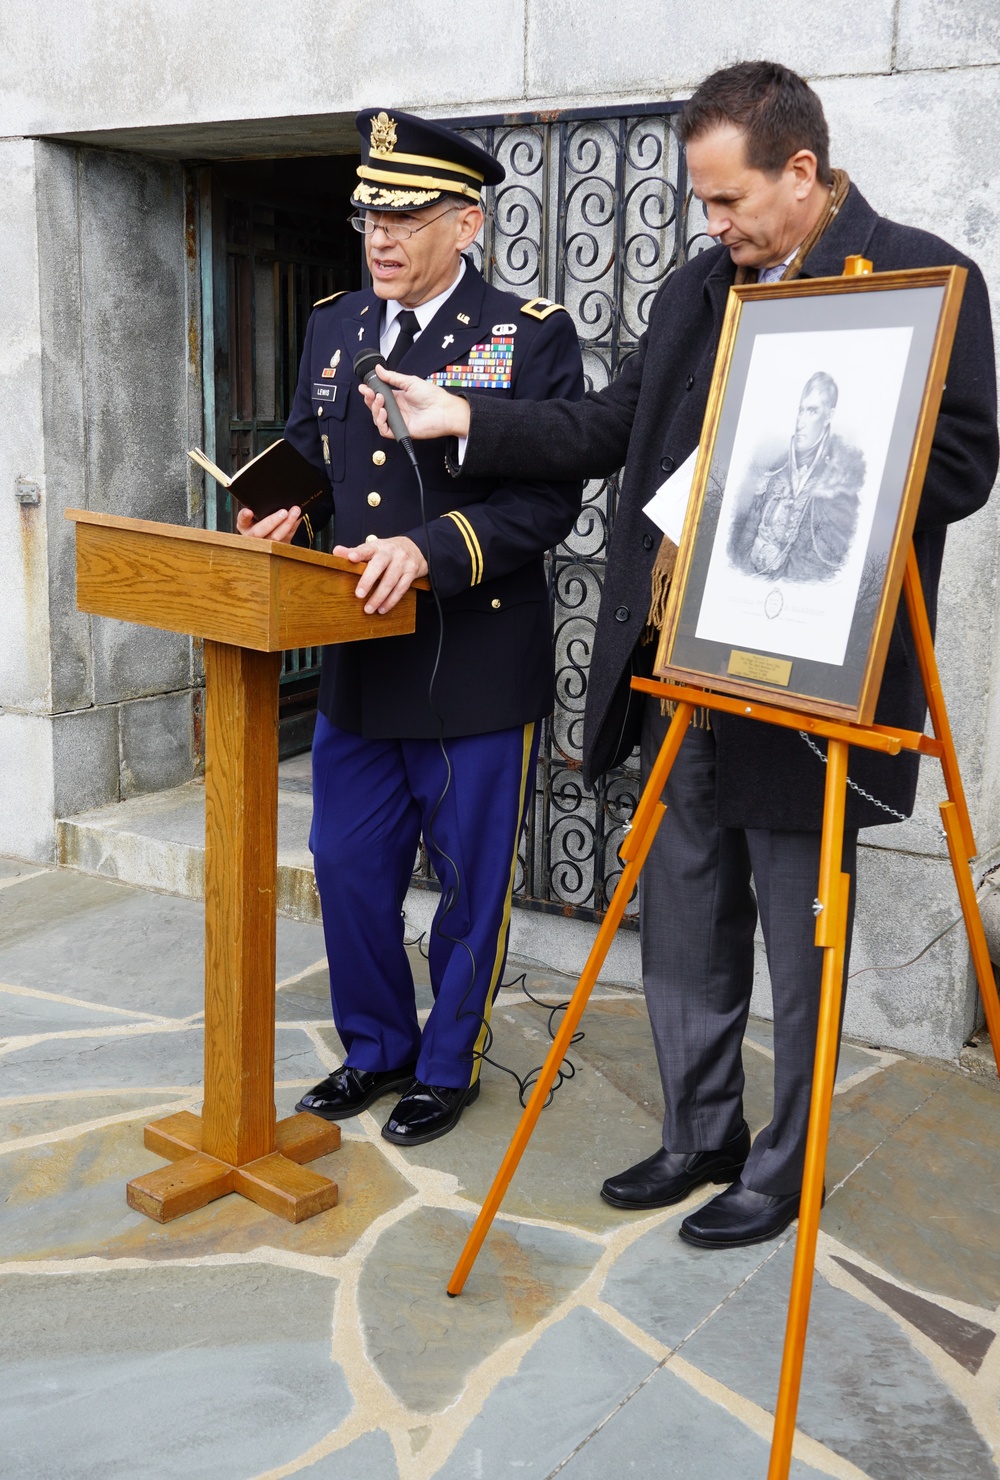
[312,383,338,402]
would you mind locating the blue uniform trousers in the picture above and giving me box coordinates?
[310,712,539,1088]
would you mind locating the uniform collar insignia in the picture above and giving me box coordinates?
[370,112,397,157]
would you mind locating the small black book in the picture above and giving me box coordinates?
[187,440,326,522]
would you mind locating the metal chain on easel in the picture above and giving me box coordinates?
[796,734,1000,981]
[797,730,947,843]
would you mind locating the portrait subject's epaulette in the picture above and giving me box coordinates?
[312,290,349,309]
[520,297,568,321]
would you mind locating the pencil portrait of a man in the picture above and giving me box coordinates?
[729,371,866,583]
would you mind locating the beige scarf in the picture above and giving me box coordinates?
[645,168,851,722]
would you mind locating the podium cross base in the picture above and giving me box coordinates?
[126,1111,341,1224]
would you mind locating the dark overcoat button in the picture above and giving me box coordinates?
[660,455,675,474]
[642,533,654,550]
[686,375,695,390]
[614,606,631,622]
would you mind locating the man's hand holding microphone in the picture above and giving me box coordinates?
[357,363,470,444]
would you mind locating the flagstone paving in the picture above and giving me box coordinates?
[1,858,998,1479]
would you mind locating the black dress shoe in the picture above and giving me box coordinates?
[381,1079,481,1146]
[295,1062,417,1120]
[679,1179,807,1248]
[600,1121,751,1210]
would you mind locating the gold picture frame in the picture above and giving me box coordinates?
[655,266,966,725]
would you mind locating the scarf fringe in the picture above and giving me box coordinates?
[646,537,677,635]
[660,698,713,728]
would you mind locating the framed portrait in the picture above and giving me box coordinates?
[655,266,966,724]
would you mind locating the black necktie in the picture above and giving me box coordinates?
[386,309,420,369]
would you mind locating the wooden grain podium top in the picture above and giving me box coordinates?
[66,509,429,652]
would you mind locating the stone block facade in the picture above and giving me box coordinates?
[0,1,996,1056]
[0,137,203,859]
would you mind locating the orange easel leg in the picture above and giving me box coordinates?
[941,801,1000,1079]
[903,547,975,853]
[446,701,694,1297]
[767,739,851,1480]
[904,549,1000,1076]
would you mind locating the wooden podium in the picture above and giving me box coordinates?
[67,510,426,1224]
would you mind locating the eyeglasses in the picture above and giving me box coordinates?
[348,207,460,242]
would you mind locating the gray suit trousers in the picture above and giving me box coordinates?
[639,700,857,1196]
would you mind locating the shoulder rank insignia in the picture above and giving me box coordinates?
[520,297,567,320]
[312,290,349,309]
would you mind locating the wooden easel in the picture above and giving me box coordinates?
[67,510,428,1225]
[444,552,1000,1473]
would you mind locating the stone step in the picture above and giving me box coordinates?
[57,753,643,987]
[57,754,321,922]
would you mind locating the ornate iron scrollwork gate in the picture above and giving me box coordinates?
[412,102,702,926]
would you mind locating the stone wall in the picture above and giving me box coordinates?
[0,140,202,860]
[5,2,993,141]
[0,0,997,1054]
[818,63,1000,1055]
[0,139,54,858]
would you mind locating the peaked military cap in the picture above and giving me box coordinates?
[352,108,505,212]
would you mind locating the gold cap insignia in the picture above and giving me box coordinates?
[370,112,397,157]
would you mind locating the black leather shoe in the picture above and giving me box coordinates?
[600,1121,751,1210]
[679,1179,808,1248]
[381,1079,481,1146]
[295,1062,417,1120]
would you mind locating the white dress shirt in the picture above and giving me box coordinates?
[379,256,467,357]
[757,249,800,285]
[379,257,468,461]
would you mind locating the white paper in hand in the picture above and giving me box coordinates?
[641,447,700,545]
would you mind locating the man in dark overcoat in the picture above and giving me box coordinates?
[363,63,998,1243]
[239,109,583,1146]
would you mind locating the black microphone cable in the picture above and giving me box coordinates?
[354,349,489,1085]
[403,927,584,1109]
[354,348,580,1106]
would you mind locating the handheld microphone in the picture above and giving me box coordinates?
[353,348,419,468]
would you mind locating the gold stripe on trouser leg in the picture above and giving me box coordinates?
[469,722,536,1086]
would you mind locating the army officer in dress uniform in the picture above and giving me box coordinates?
[237,108,584,1145]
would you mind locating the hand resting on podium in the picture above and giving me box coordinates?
[236,503,428,616]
